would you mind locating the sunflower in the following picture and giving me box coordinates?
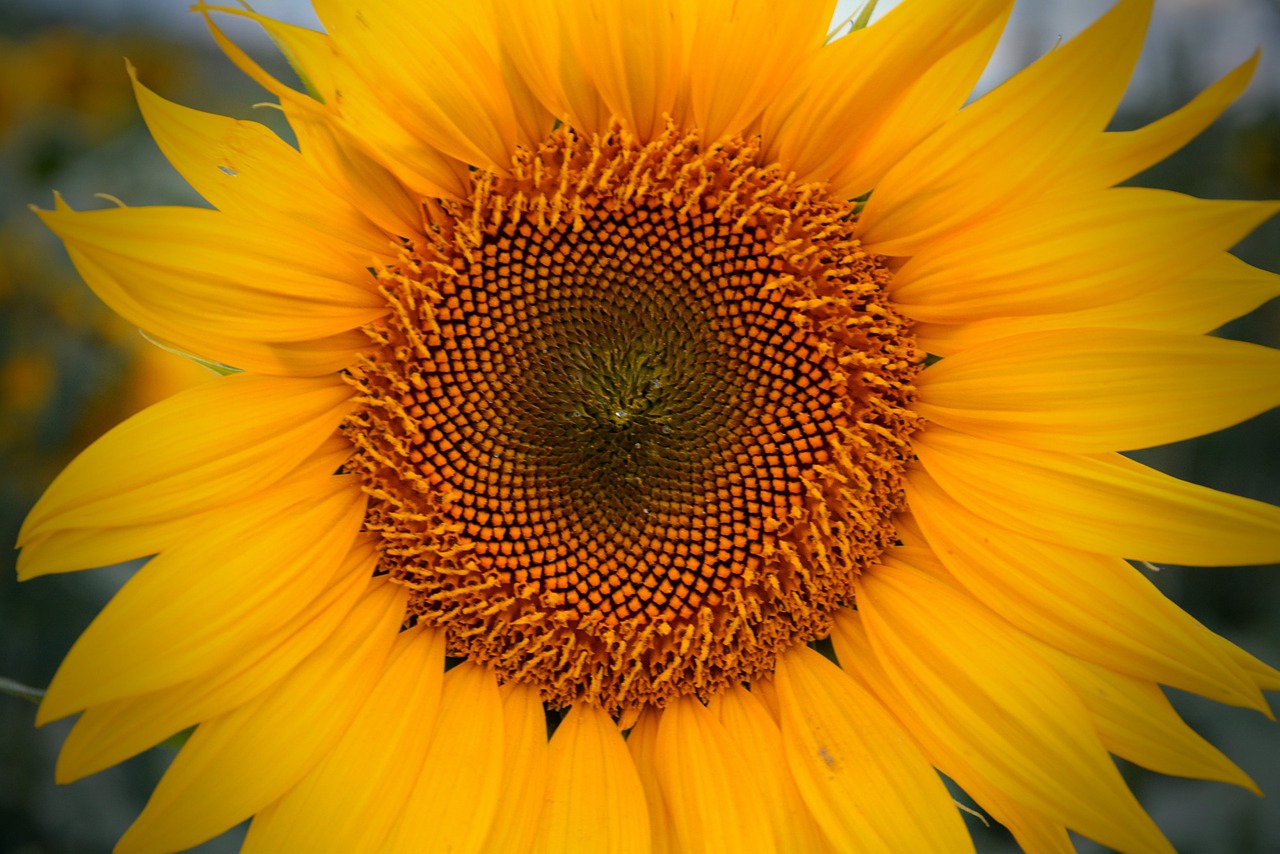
[18,0,1280,851]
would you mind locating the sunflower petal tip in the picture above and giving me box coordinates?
[34,698,68,729]
[29,191,69,217]
[1239,772,1265,798]
[53,750,89,785]
[1127,0,1156,18]
[15,552,41,583]
[13,533,74,582]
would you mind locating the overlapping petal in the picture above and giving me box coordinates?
[312,0,520,171]
[857,0,1152,255]
[626,708,677,854]
[654,695,774,853]
[854,561,1175,853]
[19,373,353,549]
[55,542,377,782]
[1034,643,1259,792]
[198,6,472,199]
[913,427,1280,566]
[37,474,366,724]
[889,189,1278,323]
[381,661,506,852]
[481,681,551,852]
[829,610,1077,854]
[114,581,407,854]
[916,327,1280,452]
[536,705,651,854]
[243,624,446,852]
[906,470,1272,710]
[497,0,611,138]
[823,7,1011,200]
[708,685,827,852]
[280,99,422,238]
[683,0,832,141]
[555,0,686,141]
[773,645,976,853]
[1082,54,1258,188]
[130,66,392,257]
[915,253,1280,355]
[18,436,352,577]
[764,0,1012,195]
[37,199,384,375]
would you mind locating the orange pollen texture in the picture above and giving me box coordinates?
[342,124,921,715]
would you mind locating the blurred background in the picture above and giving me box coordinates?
[0,1,1277,851]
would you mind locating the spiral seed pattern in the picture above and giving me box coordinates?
[343,126,921,713]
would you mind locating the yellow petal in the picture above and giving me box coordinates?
[38,475,366,724]
[320,58,474,200]
[1034,644,1259,793]
[710,685,828,852]
[764,0,1011,191]
[535,704,651,854]
[915,253,1280,356]
[18,436,352,578]
[498,49,558,151]
[19,373,353,547]
[625,706,677,854]
[498,0,609,136]
[890,189,1278,323]
[193,4,326,113]
[857,0,1152,255]
[243,624,446,853]
[115,580,407,854]
[829,610,1077,854]
[1216,635,1280,694]
[481,680,551,852]
[312,0,519,171]
[825,5,1011,200]
[874,546,1263,787]
[55,543,376,782]
[916,328,1280,452]
[895,539,1267,786]
[39,200,384,334]
[683,0,832,140]
[198,5,470,200]
[905,469,1268,711]
[1082,54,1258,189]
[855,563,1174,854]
[912,426,1280,566]
[129,66,391,258]
[892,511,929,549]
[774,645,976,854]
[381,661,505,853]
[554,0,685,141]
[749,677,782,724]
[67,245,370,375]
[654,695,776,853]
[281,99,421,240]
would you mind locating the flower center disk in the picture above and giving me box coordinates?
[343,126,921,714]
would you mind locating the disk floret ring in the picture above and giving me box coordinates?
[342,125,922,715]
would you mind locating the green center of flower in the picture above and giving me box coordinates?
[342,125,921,714]
[491,287,725,523]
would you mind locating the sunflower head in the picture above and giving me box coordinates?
[343,122,920,714]
[16,1,1280,852]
